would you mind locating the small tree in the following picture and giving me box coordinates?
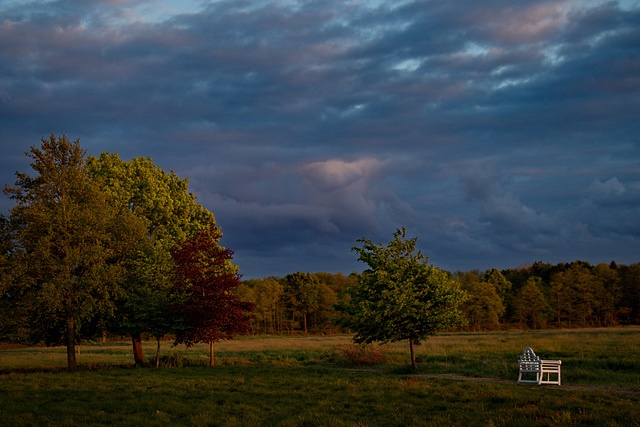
[171,222,254,367]
[335,228,466,369]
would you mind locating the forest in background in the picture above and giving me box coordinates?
[237,260,640,335]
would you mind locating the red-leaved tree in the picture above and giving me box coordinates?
[170,222,254,366]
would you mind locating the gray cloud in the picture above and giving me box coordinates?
[1,0,639,277]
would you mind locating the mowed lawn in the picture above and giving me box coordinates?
[1,327,639,426]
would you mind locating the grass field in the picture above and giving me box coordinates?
[1,327,639,425]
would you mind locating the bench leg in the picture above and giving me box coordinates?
[539,369,561,385]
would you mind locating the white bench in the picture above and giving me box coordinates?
[517,347,562,385]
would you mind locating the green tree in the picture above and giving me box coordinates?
[593,263,621,326]
[513,277,550,329]
[283,272,321,333]
[550,271,571,327]
[234,282,258,334]
[529,261,556,285]
[482,268,512,319]
[483,269,511,301]
[315,272,355,297]
[550,263,596,327]
[335,228,466,369]
[566,263,595,326]
[462,279,504,330]
[0,214,29,343]
[618,264,640,324]
[313,282,338,332]
[240,278,284,334]
[501,266,531,296]
[3,135,145,371]
[86,153,214,365]
[316,272,356,332]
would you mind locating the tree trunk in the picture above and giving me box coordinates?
[277,309,282,334]
[131,332,144,366]
[66,317,78,372]
[532,312,537,329]
[409,339,416,370]
[155,337,161,368]
[303,312,308,334]
[209,341,214,367]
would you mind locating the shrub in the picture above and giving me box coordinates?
[159,351,187,368]
[335,344,389,365]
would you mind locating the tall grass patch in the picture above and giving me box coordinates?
[334,343,391,365]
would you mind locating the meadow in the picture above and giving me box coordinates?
[1,327,639,426]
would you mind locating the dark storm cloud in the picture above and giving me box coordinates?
[1,0,639,278]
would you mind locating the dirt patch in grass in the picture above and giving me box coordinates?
[340,367,640,397]
[416,373,640,396]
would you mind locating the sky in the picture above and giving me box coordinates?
[1,0,639,279]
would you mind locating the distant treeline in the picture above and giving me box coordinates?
[457,260,640,330]
[238,260,640,334]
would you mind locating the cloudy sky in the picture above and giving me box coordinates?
[1,0,639,279]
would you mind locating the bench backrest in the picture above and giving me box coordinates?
[518,347,541,369]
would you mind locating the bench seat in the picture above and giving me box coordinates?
[517,347,561,385]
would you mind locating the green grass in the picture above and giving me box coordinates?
[2,365,638,426]
[1,327,639,426]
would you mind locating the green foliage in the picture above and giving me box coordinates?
[238,278,284,334]
[465,260,639,330]
[86,153,216,364]
[463,279,505,330]
[0,215,29,344]
[2,135,146,371]
[618,264,640,323]
[513,277,550,329]
[484,268,512,302]
[240,272,353,335]
[86,153,214,247]
[335,228,467,368]
[283,272,321,333]
[551,264,595,327]
[592,263,622,326]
